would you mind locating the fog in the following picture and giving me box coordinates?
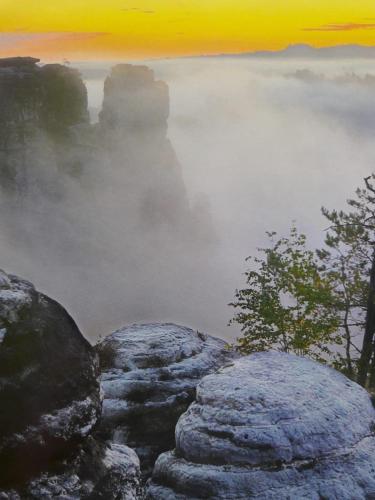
[2,56,375,342]
[158,59,375,243]
[164,59,374,339]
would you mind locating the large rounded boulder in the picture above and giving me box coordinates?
[0,270,101,488]
[148,352,375,499]
[97,323,236,477]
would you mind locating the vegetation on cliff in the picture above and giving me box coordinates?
[231,174,375,388]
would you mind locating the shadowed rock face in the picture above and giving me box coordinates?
[0,58,89,193]
[0,270,142,499]
[147,352,375,499]
[0,269,101,488]
[0,57,88,132]
[97,323,236,478]
[0,57,40,68]
[0,438,142,500]
[1,439,142,500]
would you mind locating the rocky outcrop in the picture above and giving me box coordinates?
[0,57,90,194]
[0,270,141,498]
[0,269,100,487]
[97,323,236,477]
[99,64,169,134]
[148,352,375,499]
[98,64,193,232]
[0,58,216,339]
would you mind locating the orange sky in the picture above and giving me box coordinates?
[1,0,375,60]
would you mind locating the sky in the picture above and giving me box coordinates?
[1,0,375,60]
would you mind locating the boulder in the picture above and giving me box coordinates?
[0,269,143,498]
[97,323,236,477]
[147,352,375,499]
[84,442,142,500]
[0,269,101,487]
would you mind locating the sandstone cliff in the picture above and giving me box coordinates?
[0,58,216,337]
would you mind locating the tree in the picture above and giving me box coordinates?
[320,175,375,386]
[229,226,341,361]
[318,210,369,380]
[231,176,375,386]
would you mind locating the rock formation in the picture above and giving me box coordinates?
[0,270,141,498]
[0,58,210,234]
[0,269,100,486]
[147,352,375,499]
[97,323,236,477]
[0,57,216,338]
[0,56,90,195]
[100,64,169,134]
[0,439,142,499]
[3,266,375,498]
[97,64,208,236]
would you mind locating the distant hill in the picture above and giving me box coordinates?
[217,44,375,59]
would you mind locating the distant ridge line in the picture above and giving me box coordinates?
[198,44,375,60]
[187,43,375,59]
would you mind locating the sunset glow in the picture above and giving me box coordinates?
[1,0,375,60]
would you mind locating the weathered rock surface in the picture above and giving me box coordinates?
[148,352,375,499]
[0,269,100,487]
[97,323,236,477]
[0,438,142,499]
[0,270,142,498]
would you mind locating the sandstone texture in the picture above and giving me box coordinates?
[148,352,375,499]
[98,323,235,477]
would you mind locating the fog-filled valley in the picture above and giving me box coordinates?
[1,56,374,342]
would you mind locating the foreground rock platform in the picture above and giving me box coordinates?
[97,323,236,477]
[147,352,375,499]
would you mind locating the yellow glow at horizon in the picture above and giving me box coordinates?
[1,0,375,59]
